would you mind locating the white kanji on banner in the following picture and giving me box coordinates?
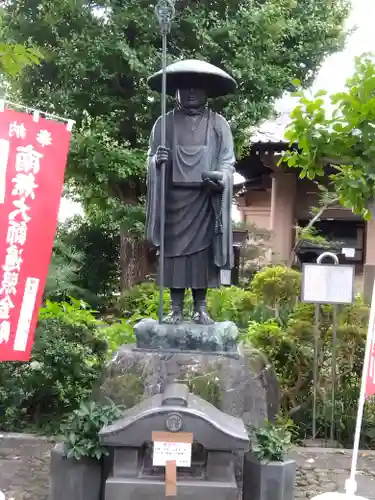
[12,173,38,200]
[3,246,23,272]
[36,129,52,147]
[0,271,19,296]
[15,144,44,174]
[9,121,26,140]
[0,295,15,320]
[8,198,31,223]
[6,220,28,246]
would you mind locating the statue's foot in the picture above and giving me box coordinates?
[192,308,214,325]
[163,309,184,324]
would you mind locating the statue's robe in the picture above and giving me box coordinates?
[146,107,235,289]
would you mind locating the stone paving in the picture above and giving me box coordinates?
[1,434,375,500]
[292,447,375,499]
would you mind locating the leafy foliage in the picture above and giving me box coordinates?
[99,319,136,355]
[251,265,301,310]
[56,217,121,303]
[0,42,43,78]
[61,400,124,460]
[39,297,100,326]
[281,54,375,218]
[45,231,86,301]
[245,298,371,445]
[115,281,265,329]
[249,421,292,462]
[0,310,107,433]
[3,0,350,232]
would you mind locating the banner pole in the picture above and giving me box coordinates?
[345,277,375,495]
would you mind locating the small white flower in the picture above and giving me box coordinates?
[29,361,42,370]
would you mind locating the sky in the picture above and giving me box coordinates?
[276,0,374,113]
[58,0,372,222]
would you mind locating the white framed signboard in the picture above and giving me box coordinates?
[152,440,192,467]
[301,263,355,304]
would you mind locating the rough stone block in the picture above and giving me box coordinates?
[99,342,279,428]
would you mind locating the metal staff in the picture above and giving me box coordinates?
[155,0,175,323]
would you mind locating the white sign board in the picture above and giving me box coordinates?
[301,264,354,304]
[152,441,192,467]
[342,247,355,258]
[220,269,231,285]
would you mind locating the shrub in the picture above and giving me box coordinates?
[61,400,124,460]
[250,265,301,310]
[114,282,261,329]
[246,316,312,414]
[39,297,101,326]
[99,319,136,356]
[207,287,257,328]
[249,421,292,462]
[245,297,370,446]
[115,281,171,321]
[0,301,107,433]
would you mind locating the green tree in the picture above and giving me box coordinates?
[57,216,121,302]
[4,0,350,287]
[0,43,43,78]
[282,54,375,218]
[45,228,86,301]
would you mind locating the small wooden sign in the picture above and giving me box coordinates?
[152,431,194,497]
[165,460,177,496]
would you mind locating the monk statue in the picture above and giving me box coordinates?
[146,59,236,325]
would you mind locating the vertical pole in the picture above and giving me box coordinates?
[158,32,167,324]
[346,276,375,495]
[313,251,340,441]
[330,303,338,442]
[312,303,320,439]
[155,0,175,324]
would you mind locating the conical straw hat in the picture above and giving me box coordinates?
[147,59,237,98]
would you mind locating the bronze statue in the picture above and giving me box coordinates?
[146,59,236,325]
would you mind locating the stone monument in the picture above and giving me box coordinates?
[100,0,279,429]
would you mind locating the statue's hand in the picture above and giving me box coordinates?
[201,171,224,191]
[155,146,171,167]
[202,171,223,182]
[202,178,224,192]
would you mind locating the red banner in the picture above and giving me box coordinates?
[0,107,72,361]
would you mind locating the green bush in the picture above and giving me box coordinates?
[251,265,301,310]
[61,400,124,460]
[114,282,263,329]
[249,420,292,462]
[244,295,370,446]
[99,319,136,356]
[0,301,107,433]
[207,287,257,328]
[115,281,171,321]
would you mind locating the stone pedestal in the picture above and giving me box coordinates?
[99,336,279,427]
[134,318,238,352]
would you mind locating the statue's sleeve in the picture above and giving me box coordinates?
[213,114,235,270]
[145,119,161,247]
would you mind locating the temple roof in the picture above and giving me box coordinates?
[249,111,294,152]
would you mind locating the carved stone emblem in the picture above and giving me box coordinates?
[165,412,183,432]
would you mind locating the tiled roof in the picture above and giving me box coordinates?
[249,112,291,145]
